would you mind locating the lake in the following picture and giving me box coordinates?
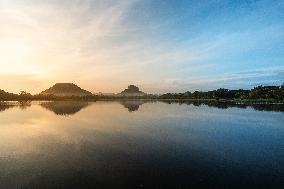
[0,100,283,189]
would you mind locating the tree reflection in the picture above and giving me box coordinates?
[0,102,15,112]
[0,100,283,114]
[0,101,31,112]
[161,100,284,112]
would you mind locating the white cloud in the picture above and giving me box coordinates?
[0,0,283,93]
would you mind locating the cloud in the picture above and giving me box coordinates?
[0,0,283,93]
[158,66,284,92]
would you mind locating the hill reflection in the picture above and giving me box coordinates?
[0,100,283,114]
[120,100,145,112]
[40,101,90,115]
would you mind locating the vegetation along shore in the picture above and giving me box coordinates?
[1,83,284,103]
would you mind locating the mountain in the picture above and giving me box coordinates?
[119,85,145,97]
[40,83,92,97]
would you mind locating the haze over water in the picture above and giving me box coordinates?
[0,101,283,189]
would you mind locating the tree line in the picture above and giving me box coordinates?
[1,84,284,101]
[159,85,284,100]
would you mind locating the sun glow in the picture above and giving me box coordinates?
[0,39,34,72]
[0,0,283,94]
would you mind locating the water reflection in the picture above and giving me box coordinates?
[0,101,283,189]
[0,100,283,115]
[0,102,14,112]
[161,100,284,112]
[120,100,145,112]
[18,101,32,109]
[40,101,90,115]
[0,101,31,112]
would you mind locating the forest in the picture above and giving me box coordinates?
[159,85,284,101]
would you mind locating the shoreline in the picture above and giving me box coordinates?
[1,98,284,104]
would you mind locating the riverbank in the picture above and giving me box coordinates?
[1,98,284,104]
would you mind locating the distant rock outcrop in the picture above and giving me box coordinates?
[120,85,145,97]
[40,83,92,97]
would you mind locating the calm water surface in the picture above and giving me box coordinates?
[0,101,283,189]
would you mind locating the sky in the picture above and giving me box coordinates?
[0,0,283,94]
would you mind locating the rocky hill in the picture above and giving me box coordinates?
[40,83,92,97]
[120,85,145,97]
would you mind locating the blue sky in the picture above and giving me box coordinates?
[0,0,283,93]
